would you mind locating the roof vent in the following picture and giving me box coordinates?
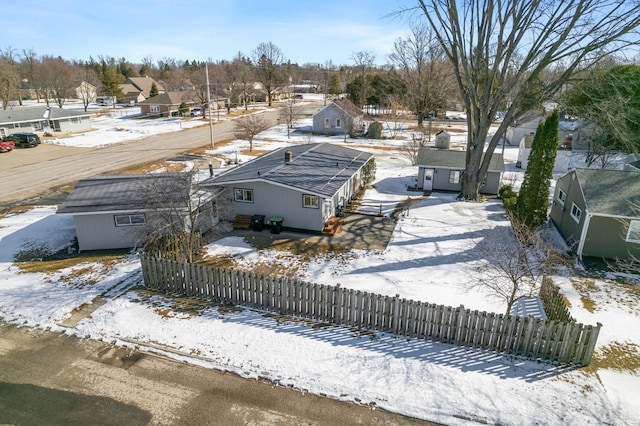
[285,151,293,163]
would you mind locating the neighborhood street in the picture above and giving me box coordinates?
[0,107,290,205]
[0,322,433,425]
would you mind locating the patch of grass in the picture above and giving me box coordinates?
[0,205,33,219]
[15,252,126,275]
[570,278,599,312]
[590,341,640,372]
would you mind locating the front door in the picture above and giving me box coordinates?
[423,169,434,191]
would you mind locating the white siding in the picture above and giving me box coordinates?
[74,214,142,251]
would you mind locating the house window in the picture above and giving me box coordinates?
[557,188,566,206]
[324,118,330,128]
[626,220,640,243]
[114,214,145,227]
[570,203,582,223]
[150,105,160,113]
[303,194,319,209]
[336,118,342,128]
[70,117,80,124]
[234,188,253,203]
[449,170,460,184]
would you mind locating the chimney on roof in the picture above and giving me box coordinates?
[285,151,293,163]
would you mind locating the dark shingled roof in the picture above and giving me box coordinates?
[416,148,505,172]
[206,143,373,197]
[574,168,640,218]
[57,174,189,214]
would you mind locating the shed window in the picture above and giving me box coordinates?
[557,188,566,206]
[570,203,582,223]
[449,170,460,184]
[114,214,145,227]
[324,118,330,128]
[336,118,342,128]
[303,194,319,209]
[234,188,253,203]
[626,220,640,243]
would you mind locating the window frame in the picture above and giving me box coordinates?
[233,188,254,203]
[557,188,566,206]
[324,118,330,128]
[448,170,460,184]
[570,203,582,223]
[626,220,640,243]
[302,194,319,209]
[150,105,160,113]
[114,214,146,227]
[336,118,342,128]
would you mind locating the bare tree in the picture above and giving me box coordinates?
[279,100,302,138]
[252,42,285,107]
[468,212,561,315]
[401,131,428,165]
[411,0,640,200]
[350,51,376,107]
[234,113,271,152]
[136,172,217,263]
[388,23,452,128]
[0,58,19,110]
[75,67,101,111]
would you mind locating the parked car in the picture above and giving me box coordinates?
[3,133,41,148]
[190,108,203,117]
[0,140,15,153]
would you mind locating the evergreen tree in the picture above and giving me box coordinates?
[328,74,342,95]
[150,82,159,98]
[515,110,559,228]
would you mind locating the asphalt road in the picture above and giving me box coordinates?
[0,106,302,205]
[0,322,433,425]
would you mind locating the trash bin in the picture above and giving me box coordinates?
[270,216,284,234]
[251,214,265,231]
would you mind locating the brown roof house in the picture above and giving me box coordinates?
[416,148,505,195]
[312,98,370,137]
[138,92,198,118]
[550,168,640,260]
[119,76,165,105]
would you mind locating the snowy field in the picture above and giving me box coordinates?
[1,98,639,425]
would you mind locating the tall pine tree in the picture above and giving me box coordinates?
[515,110,559,228]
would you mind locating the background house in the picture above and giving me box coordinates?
[138,92,197,118]
[416,148,505,195]
[0,106,92,137]
[119,76,164,104]
[550,168,640,260]
[56,174,216,251]
[312,98,370,136]
[205,143,374,233]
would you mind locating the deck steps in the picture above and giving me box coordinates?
[322,217,343,236]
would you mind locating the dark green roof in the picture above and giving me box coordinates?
[416,148,505,172]
[574,168,640,217]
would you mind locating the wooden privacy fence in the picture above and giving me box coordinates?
[539,276,574,322]
[140,255,601,366]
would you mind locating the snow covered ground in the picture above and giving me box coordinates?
[1,98,639,425]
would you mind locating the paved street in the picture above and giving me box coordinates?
[0,322,434,425]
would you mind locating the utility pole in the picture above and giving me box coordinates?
[205,63,214,149]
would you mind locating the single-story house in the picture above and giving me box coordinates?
[56,174,217,251]
[505,114,544,146]
[138,92,198,118]
[203,143,375,233]
[0,106,92,137]
[416,148,505,195]
[549,168,640,260]
[312,98,370,136]
[71,80,97,102]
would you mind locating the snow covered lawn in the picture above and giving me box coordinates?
[1,103,639,425]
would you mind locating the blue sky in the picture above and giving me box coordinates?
[1,0,416,66]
